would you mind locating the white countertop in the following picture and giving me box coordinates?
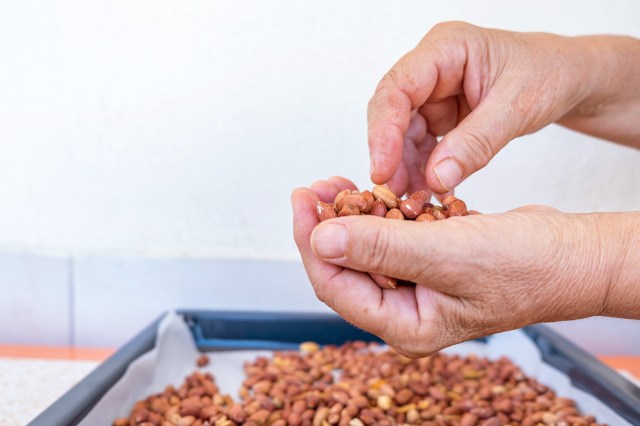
[0,357,98,426]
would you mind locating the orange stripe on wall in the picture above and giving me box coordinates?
[0,345,637,382]
[599,356,640,379]
[0,345,113,361]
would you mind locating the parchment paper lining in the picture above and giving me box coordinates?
[80,312,630,425]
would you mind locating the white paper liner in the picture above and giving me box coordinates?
[80,312,631,425]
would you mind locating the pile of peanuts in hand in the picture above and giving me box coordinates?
[113,341,604,426]
[316,185,479,289]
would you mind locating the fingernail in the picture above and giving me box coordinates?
[310,222,347,259]
[433,157,464,192]
[369,158,376,177]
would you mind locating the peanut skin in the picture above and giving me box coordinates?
[385,208,404,220]
[409,190,430,208]
[338,203,360,217]
[317,202,337,222]
[334,189,352,212]
[415,213,436,222]
[370,200,388,217]
[372,185,399,209]
[399,198,421,219]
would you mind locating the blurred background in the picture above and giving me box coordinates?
[0,0,639,352]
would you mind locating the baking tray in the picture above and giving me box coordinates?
[29,310,640,426]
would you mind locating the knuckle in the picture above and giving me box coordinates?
[371,71,397,100]
[363,224,392,272]
[386,322,445,359]
[429,20,473,37]
[368,79,403,119]
[461,127,495,169]
[429,21,457,34]
[384,68,402,90]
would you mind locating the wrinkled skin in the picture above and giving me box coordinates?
[292,177,638,357]
[292,23,640,357]
[367,22,640,197]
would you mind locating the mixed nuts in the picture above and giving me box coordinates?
[113,341,604,426]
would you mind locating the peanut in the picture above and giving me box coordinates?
[415,213,436,222]
[361,190,375,213]
[334,189,352,211]
[398,198,421,219]
[113,343,604,426]
[409,190,429,208]
[317,202,338,221]
[341,194,368,213]
[448,200,468,216]
[338,203,361,217]
[196,353,209,367]
[384,208,404,220]
[432,209,447,220]
[372,185,398,209]
[370,200,388,217]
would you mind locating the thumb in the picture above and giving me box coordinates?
[309,216,454,288]
[426,87,522,193]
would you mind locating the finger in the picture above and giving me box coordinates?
[510,204,560,214]
[433,190,455,204]
[393,114,428,196]
[299,194,486,355]
[307,213,476,356]
[367,24,477,185]
[426,85,521,193]
[310,180,341,203]
[392,284,468,358]
[387,161,409,197]
[327,176,358,191]
[309,215,468,292]
[310,176,358,203]
[402,138,427,196]
[367,52,438,184]
[404,131,438,196]
[370,284,463,358]
[419,94,475,137]
[405,113,427,142]
[291,188,390,336]
[419,98,459,136]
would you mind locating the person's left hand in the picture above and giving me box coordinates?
[292,177,617,357]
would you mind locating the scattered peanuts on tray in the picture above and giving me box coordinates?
[113,340,605,426]
[316,185,479,290]
[197,353,210,368]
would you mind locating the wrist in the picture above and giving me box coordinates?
[560,35,640,144]
[545,212,638,322]
[593,212,640,318]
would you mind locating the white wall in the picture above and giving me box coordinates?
[0,0,638,258]
[0,1,639,351]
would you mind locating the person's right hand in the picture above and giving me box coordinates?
[368,21,640,196]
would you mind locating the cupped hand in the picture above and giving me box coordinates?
[292,178,617,358]
[369,21,593,195]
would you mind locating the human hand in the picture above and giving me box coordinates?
[367,21,640,196]
[292,177,636,357]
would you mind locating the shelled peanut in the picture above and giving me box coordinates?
[113,341,605,426]
[316,185,478,289]
[317,185,478,224]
